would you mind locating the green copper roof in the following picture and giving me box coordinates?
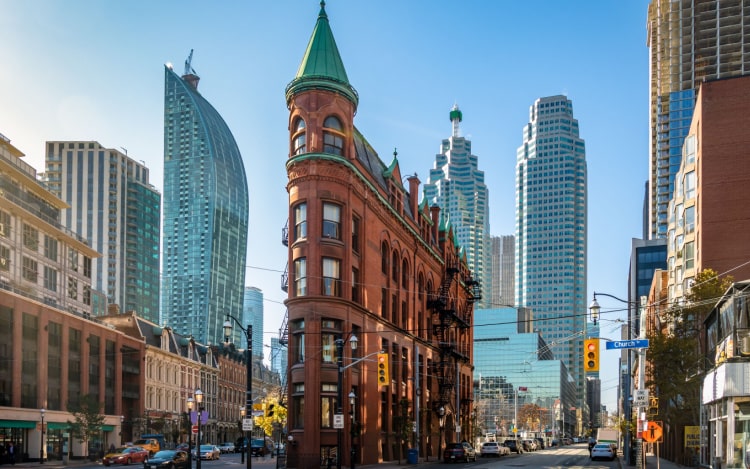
[285,1,358,106]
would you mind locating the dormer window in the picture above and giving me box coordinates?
[323,116,344,155]
[292,118,306,155]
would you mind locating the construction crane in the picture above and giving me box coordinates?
[184,49,197,76]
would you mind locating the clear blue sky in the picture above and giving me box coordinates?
[0,0,651,413]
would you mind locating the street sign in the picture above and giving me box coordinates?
[192,425,199,434]
[643,421,663,443]
[633,389,649,407]
[333,414,344,429]
[605,339,650,350]
[242,418,253,431]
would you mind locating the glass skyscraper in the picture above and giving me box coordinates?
[243,286,264,359]
[515,95,587,407]
[424,104,491,308]
[161,57,249,346]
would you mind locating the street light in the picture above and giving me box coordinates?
[239,407,246,464]
[348,389,356,469]
[223,315,252,469]
[589,292,645,468]
[187,397,195,467]
[120,416,124,445]
[335,334,358,469]
[40,408,45,464]
[437,406,446,460]
[195,389,204,469]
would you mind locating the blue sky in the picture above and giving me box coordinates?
[0,0,651,412]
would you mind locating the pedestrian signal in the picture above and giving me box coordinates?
[377,352,390,385]
[584,338,599,372]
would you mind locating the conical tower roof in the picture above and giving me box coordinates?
[285,1,358,107]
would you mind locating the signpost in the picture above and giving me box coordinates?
[333,414,344,429]
[633,389,649,408]
[605,339,650,350]
[642,421,663,443]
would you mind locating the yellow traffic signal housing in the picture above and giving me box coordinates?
[377,352,390,385]
[584,338,599,372]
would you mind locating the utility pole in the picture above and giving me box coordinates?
[636,296,647,469]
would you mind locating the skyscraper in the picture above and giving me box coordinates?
[243,286,264,359]
[646,0,750,239]
[161,54,249,346]
[44,141,161,322]
[515,95,587,405]
[491,235,515,308]
[424,105,491,308]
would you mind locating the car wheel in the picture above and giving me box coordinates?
[124,458,131,465]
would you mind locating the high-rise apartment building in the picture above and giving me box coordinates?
[424,105,491,308]
[270,336,288,379]
[161,55,249,346]
[646,0,750,239]
[491,235,515,308]
[44,141,161,322]
[515,95,587,405]
[243,286,264,359]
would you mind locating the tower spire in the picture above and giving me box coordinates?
[450,103,463,138]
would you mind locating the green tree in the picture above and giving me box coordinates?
[67,394,105,459]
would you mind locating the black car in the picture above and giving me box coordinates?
[443,442,477,462]
[144,450,190,469]
[534,437,546,449]
[250,439,271,457]
[503,439,524,454]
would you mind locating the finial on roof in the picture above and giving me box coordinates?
[393,148,398,158]
[320,0,326,16]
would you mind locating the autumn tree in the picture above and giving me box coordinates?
[518,403,543,433]
[67,394,105,459]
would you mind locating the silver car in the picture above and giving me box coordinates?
[480,441,509,457]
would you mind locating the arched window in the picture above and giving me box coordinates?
[401,258,409,288]
[323,115,344,155]
[391,250,399,282]
[381,242,389,274]
[292,118,306,155]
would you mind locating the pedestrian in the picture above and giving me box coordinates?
[8,441,15,465]
[744,442,750,469]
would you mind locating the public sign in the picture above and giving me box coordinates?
[191,425,199,434]
[333,414,344,429]
[633,389,649,407]
[605,339,650,350]
[242,418,253,431]
[190,411,209,425]
[642,421,663,443]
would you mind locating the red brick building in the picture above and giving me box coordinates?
[283,4,478,467]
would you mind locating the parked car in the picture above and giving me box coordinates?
[534,437,546,449]
[218,442,235,454]
[521,439,536,452]
[480,441,509,457]
[503,439,524,454]
[250,438,273,457]
[194,445,220,460]
[175,443,189,452]
[145,450,190,469]
[550,439,559,447]
[443,442,476,462]
[591,443,616,461]
[104,446,150,466]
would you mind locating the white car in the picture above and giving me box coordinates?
[591,443,616,461]
[480,441,509,457]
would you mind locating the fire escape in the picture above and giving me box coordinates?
[276,220,290,407]
[427,259,481,414]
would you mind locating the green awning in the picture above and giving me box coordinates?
[0,420,36,429]
[102,425,115,431]
[47,422,70,430]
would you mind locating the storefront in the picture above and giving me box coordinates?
[0,420,34,463]
[702,362,750,469]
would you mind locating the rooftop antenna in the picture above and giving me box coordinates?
[120,147,128,156]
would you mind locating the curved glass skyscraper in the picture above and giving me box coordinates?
[161,59,249,346]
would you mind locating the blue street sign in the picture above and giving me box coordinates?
[605,339,649,350]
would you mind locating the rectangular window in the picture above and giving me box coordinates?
[68,276,78,300]
[0,210,9,238]
[83,285,91,305]
[23,224,39,251]
[321,333,335,363]
[292,395,305,430]
[44,266,57,291]
[44,235,58,261]
[685,241,695,270]
[294,203,307,241]
[322,257,341,296]
[381,288,388,318]
[685,206,695,234]
[0,245,9,271]
[292,320,305,364]
[321,395,337,428]
[69,249,79,271]
[322,203,341,239]
[294,258,307,296]
[22,256,38,282]
[685,171,696,199]
[83,257,92,278]
[352,215,360,254]
[351,268,360,304]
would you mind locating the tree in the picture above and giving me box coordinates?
[518,403,542,432]
[67,394,105,460]
[253,396,287,438]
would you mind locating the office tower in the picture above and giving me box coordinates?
[515,95,587,405]
[270,336,288,378]
[491,235,515,308]
[424,105,491,308]
[243,286,264,359]
[161,54,249,346]
[0,132,104,316]
[646,0,750,240]
[44,141,161,322]
[283,3,477,465]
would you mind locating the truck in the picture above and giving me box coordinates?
[596,428,620,450]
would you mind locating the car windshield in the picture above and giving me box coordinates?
[154,451,175,458]
[200,445,213,450]
[483,443,497,447]
[111,447,130,454]
[594,444,612,449]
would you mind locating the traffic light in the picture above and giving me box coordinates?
[584,338,599,372]
[266,404,275,418]
[377,352,390,385]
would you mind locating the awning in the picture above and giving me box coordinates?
[0,420,36,429]
[102,425,115,431]
[47,422,71,430]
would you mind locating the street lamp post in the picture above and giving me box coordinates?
[437,406,446,461]
[40,408,45,464]
[349,389,356,469]
[195,389,204,469]
[239,407,246,464]
[120,415,124,445]
[335,335,358,469]
[223,315,253,469]
[187,397,195,468]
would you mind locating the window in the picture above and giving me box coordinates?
[44,235,58,261]
[322,258,341,296]
[294,258,307,296]
[321,333,336,363]
[322,203,341,239]
[381,242,389,274]
[321,383,338,428]
[83,285,91,305]
[685,206,695,234]
[391,251,399,282]
[401,258,409,288]
[83,257,92,278]
[352,215,360,254]
[323,116,344,155]
[292,384,305,430]
[381,288,388,318]
[684,241,695,270]
[292,320,305,364]
[23,224,38,251]
[0,210,9,237]
[68,276,78,300]
[685,171,696,199]
[352,268,360,304]
[0,245,9,271]
[22,256,38,282]
[69,249,79,271]
[294,203,307,240]
[292,118,306,155]
[44,266,57,291]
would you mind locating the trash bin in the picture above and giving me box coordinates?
[407,448,418,464]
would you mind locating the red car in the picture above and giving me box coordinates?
[103,446,150,466]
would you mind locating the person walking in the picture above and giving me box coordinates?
[8,441,16,465]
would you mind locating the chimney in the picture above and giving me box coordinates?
[407,174,420,218]
[430,205,441,242]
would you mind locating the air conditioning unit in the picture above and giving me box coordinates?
[740,335,750,357]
